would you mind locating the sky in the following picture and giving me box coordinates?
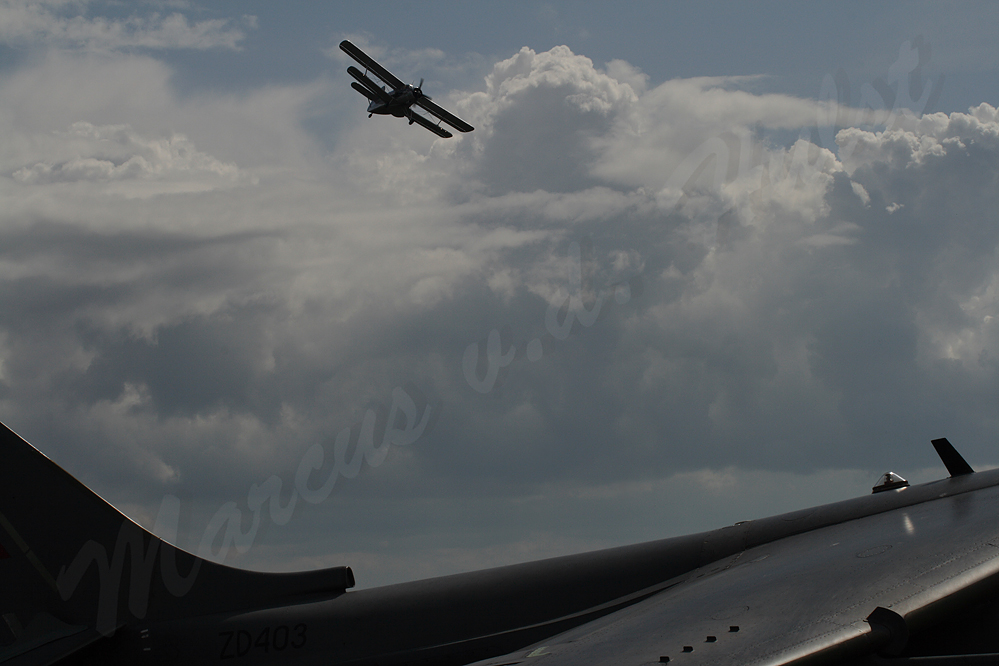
[0,1,998,588]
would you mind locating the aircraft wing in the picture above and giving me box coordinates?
[407,111,453,138]
[471,477,999,666]
[351,81,378,101]
[339,40,405,91]
[347,66,392,104]
[415,97,474,133]
[7,413,999,666]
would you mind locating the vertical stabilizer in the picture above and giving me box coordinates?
[931,437,975,477]
[1,420,353,660]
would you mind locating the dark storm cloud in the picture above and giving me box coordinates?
[0,219,279,266]
[75,310,276,419]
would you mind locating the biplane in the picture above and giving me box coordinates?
[339,40,474,138]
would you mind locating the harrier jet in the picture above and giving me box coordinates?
[3,420,999,665]
[339,40,474,138]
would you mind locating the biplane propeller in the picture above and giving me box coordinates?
[339,40,474,139]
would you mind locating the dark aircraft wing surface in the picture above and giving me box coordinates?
[339,40,405,91]
[408,111,453,138]
[472,480,999,666]
[415,97,474,133]
[6,413,999,666]
[350,81,378,101]
[346,66,393,104]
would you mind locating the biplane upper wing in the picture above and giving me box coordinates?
[415,97,474,133]
[339,40,405,91]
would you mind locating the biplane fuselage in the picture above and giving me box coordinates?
[366,86,419,118]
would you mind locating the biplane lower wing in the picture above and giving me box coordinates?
[408,111,453,138]
[416,97,474,133]
[347,66,392,104]
[351,82,377,101]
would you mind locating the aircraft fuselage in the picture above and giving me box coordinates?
[367,87,420,118]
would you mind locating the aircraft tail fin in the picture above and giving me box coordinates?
[0,419,136,661]
[0,420,353,658]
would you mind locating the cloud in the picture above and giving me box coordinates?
[457,46,642,195]
[12,121,244,194]
[0,0,250,51]
[1,41,997,584]
[443,46,852,198]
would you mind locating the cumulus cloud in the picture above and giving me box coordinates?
[334,45,998,481]
[1,40,997,584]
[12,121,244,194]
[444,46,850,199]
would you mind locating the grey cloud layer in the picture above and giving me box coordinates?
[0,42,996,581]
[0,1,249,51]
